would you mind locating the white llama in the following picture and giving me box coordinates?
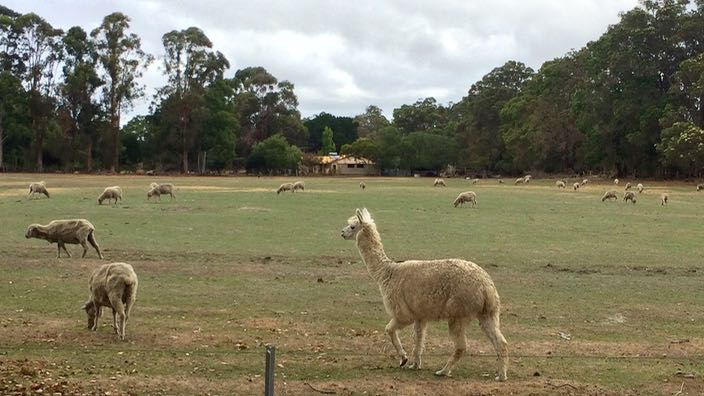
[340,208,508,380]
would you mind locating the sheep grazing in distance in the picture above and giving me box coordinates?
[25,219,103,259]
[573,182,580,190]
[277,183,295,194]
[360,181,366,190]
[147,183,175,201]
[614,178,620,185]
[523,175,532,183]
[433,178,446,187]
[498,179,504,184]
[470,178,479,184]
[556,180,566,188]
[83,262,138,341]
[601,190,618,202]
[637,183,644,193]
[581,179,589,186]
[28,181,50,199]
[453,191,477,208]
[623,191,636,204]
[697,184,703,192]
[514,177,525,185]
[341,208,508,380]
[292,180,305,191]
[661,193,669,206]
[624,182,632,191]
[98,186,122,205]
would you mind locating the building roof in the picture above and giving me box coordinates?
[317,155,375,165]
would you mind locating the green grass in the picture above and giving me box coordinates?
[1,174,703,395]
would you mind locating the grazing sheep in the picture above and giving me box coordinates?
[293,180,305,191]
[98,186,122,205]
[514,177,525,185]
[624,182,631,191]
[523,175,532,183]
[28,181,50,199]
[637,183,644,193]
[470,178,479,184]
[697,184,703,192]
[614,178,619,185]
[360,181,366,190]
[277,182,295,194]
[341,209,508,380]
[556,180,566,188]
[661,193,669,206]
[498,179,504,184]
[623,191,636,204]
[83,262,138,341]
[25,219,103,259]
[581,179,589,186]
[434,178,446,187]
[601,190,618,202]
[573,182,580,190]
[453,191,477,208]
[147,183,175,201]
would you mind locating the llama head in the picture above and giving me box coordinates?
[25,224,40,239]
[341,208,374,240]
[82,300,102,330]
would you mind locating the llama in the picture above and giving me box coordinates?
[340,208,508,380]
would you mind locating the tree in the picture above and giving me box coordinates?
[354,105,389,139]
[158,26,229,173]
[246,133,302,173]
[12,13,63,172]
[340,137,379,161]
[656,121,704,176]
[319,126,335,155]
[304,112,357,152]
[91,12,152,172]
[393,97,450,135]
[0,71,29,170]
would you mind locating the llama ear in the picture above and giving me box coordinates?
[355,208,364,223]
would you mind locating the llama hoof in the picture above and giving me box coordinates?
[434,369,451,377]
[399,357,408,367]
[407,362,420,369]
[495,373,507,381]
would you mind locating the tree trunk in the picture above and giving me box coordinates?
[33,117,43,173]
[86,139,93,172]
[0,111,4,172]
[181,121,188,174]
[110,97,119,172]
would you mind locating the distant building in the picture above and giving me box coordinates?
[313,155,378,176]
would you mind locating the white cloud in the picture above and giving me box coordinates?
[9,0,639,120]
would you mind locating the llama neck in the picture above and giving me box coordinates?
[35,225,50,239]
[356,224,391,282]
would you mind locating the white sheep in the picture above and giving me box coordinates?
[601,190,618,202]
[453,191,477,208]
[28,181,50,199]
[555,180,566,188]
[523,175,532,183]
[470,178,479,184]
[614,178,619,185]
[624,182,631,191]
[623,191,636,204]
[277,183,295,194]
[147,183,175,201]
[514,177,525,185]
[696,184,703,192]
[340,208,508,380]
[293,180,305,191]
[360,181,366,190]
[581,179,589,186]
[661,193,669,206]
[573,182,580,190]
[82,262,138,341]
[98,186,122,205]
[25,219,104,259]
[637,183,644,193]
[498,179,504,184]
[434,178,446,187]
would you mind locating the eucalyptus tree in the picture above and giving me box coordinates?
[91,12,152,172]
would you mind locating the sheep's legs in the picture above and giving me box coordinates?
[480,314,509,381]
[408,320,427,369]
[435,318,466,377]
[111,308,118,334]
[385,318,410,366]
[109,297,127,341]
[88,232,104,259]
[58,243,71,258]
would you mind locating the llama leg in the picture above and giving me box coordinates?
[112,308,118,334]
[479,314,509,381]
[80,240,89,258]
[62,244,71,257]
[435,318,466,377]
[109,296,127,340]
[88,232,103,259]
[408,320,427,369]
[56,243,61,258]
[385,318,410,367]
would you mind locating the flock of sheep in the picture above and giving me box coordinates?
[19,175,701,382]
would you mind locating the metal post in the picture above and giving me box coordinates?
[265,345,275,396]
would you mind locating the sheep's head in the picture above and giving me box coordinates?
[341,208,373,240]
[97,196,104,205]
[82,300,101,330]
[25,224,39,239]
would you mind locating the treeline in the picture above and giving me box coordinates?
[1,1,703,177]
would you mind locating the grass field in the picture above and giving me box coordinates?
[1,173,703,395]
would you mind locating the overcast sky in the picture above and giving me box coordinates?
[11,0,639,121]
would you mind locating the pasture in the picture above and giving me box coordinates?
[1,174,703,395]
